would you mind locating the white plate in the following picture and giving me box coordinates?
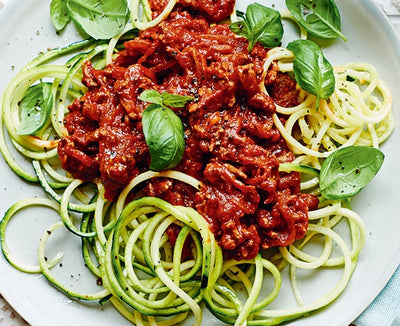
[1,1,399,325]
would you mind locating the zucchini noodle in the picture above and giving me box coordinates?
[0,2,395,326]
[130,0,179,30]
[262,47,394,164]
[279,9,308,40]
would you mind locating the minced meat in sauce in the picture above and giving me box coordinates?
[58,2,318,260]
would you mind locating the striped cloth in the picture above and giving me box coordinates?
[355,265,400,326]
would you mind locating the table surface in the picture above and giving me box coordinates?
[0,0,399,325]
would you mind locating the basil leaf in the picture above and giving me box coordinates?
[287,39,335,106]
[230,21,251,44]
[142,104,185,171]
[229,10,251,40]
[140,89,193,108]
[17,83,53,136]
[230,3,283,51]
[66,0,129,40]
[320,146,384,200]
[50,0,71,31]
[161,92,194,108]
[139,89,164,106]
[285,0,347,41]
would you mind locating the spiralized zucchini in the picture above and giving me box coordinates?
[262,47,394,166]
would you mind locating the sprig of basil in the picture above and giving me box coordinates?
[287,39,335,107]
[320,146,384,200]
[50,0,129,40]
[229,3,283,51]
[285,0,347,41]
[17,83,54,136]
[140,90,193,171]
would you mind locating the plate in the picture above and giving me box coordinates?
[1,1,399,325]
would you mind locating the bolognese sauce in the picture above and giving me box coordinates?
[58,2,318,260]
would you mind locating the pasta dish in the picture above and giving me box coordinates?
[0,0,394,325]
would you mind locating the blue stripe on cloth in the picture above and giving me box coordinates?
[355,264,400,326]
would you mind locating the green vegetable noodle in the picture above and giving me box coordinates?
[320,146,385,200]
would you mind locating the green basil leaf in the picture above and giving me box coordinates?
[285,0,347,41]
[236,10,246,20]
[66,0,129,40]
[161,92,194,108]
[229,21,251,44]
[50,0,71,31]
[320,146,384,200]
[17,83,53,136]
[140,89,193,108]
[139,89,164,106]
[142,104,185,171]
[230,3,283,51]
[287,39,335,106]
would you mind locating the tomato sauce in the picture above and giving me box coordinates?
[148,0,236,22]
[58,6,318,260]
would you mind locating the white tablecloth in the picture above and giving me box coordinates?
[0,0,399,325]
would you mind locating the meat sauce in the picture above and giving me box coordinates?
[58,2,318,260]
